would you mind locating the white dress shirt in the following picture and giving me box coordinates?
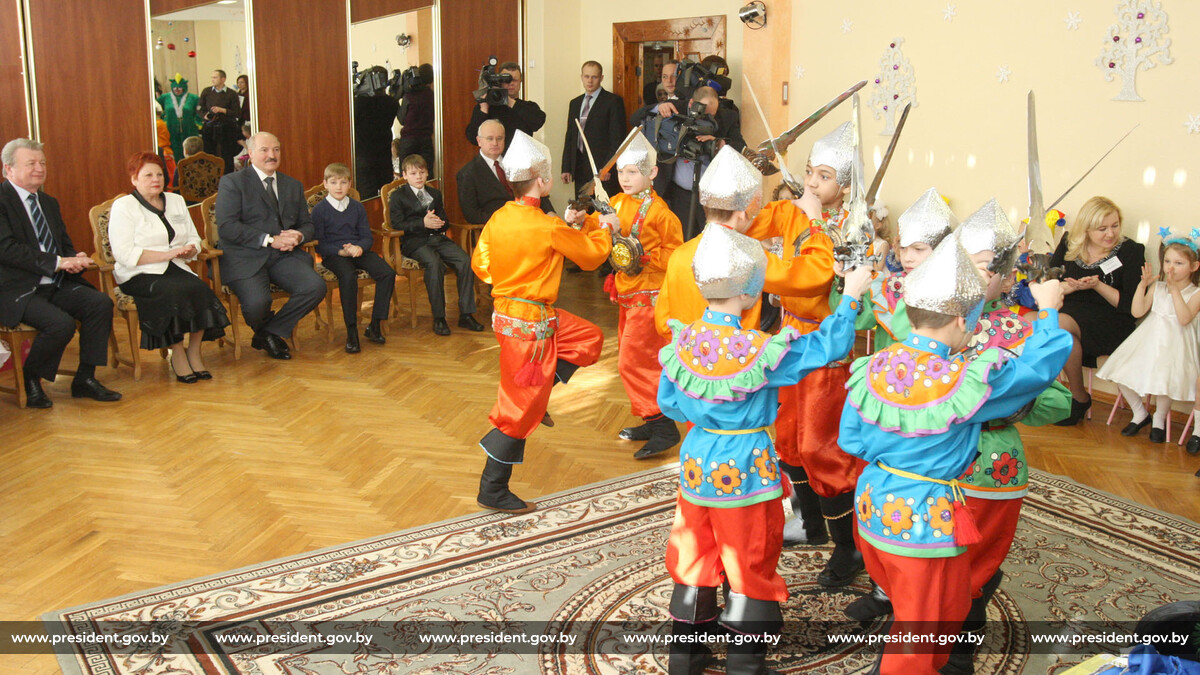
[325,194,350,212]
[11,182,58,285]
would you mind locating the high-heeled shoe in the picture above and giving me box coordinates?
[186,353,212,380]
[1054,395,1091,426]
[170,354,199,384]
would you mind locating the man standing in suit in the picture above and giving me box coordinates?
[456,119,553,225]
[390,154,483,336]
[215,132,326,360]
[561,61,626,200]
[0,138,120,408]
[197,69,242,174]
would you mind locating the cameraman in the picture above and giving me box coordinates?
[197,69,242,174]
[465,61,545,153]
[665,87,736,240]
[354,66,400,199]
[393,63,436,172]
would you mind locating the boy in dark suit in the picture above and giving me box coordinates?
[389,154,484,335]
[311,163,395,353]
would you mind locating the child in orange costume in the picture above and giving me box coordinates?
[569,134,684,459]
[470,131,612,513]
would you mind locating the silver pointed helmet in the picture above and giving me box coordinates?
[904,235,986,318]
[808,121,854,187]
[500,130,552,182]
[692,223,767,299]
[957,198,1019,256]
[898,187,958,248]
[616,132,657,176]
[699,145,762,211]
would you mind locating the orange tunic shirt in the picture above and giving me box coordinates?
[585,190,683,297]
[751,200,837,324]
[472,201,611,324]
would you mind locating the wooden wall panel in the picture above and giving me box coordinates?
[0,0,28,140]
[350,0,429,25]
[439,0,519,222]
[251,0,352,189]
[149,0,215,14]
[27,0,151,259]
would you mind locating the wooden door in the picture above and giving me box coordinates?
[612,15,726,123]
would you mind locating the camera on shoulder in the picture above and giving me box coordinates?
[351,61,390,97]
[474,56,513,106]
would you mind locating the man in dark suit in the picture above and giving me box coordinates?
[197,69,242,174]
[561,61,626,200]
[456,119,553,225]
[0,138,120,407]
[390,154,483,336]
[464,62,545,153]
[215,132,326,359]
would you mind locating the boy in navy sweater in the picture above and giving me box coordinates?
[311,163,396,353]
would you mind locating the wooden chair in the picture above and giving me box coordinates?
[200,194,298,359]
[0,324,39,407]
[176,151,224,203]
[302,184,379,339]
[88,195,163,380]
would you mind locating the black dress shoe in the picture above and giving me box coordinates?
[433,318,451,336]
[23,376,52,409]
[540,412,555,427]
[252,332,291,359]
[345,327,361,354]
[619,421,653,441]
[1121,415,1152,436]
[1149,426,1167,443]
[194,371,212,380]
[458,314,485,332]
[70,377,122,402]
[818,548,865,587]
[1187,435,1200,455]
[170,357,199,384]
[363,324,386,344]
[1054,396,1091,426]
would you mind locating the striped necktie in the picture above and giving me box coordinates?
[27,194,63,285]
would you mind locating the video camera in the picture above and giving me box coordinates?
[676,100,719,161]
[351,61,391,97]
[675,58,732,97]
[474,56,513,106]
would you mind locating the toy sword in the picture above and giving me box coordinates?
[1019,91,1063,281]
[571,118,617,216]
[865,103,910,208]
[832,93,880,272]
[1046,125,1137,212]
[754,80,867,158]
[571,126,642,215]
[742,74,803,195]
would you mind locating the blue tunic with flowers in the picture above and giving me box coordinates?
[658,295,860,508]
[838,309,1072,558]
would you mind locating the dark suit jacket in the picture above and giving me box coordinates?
[389,184,452,257]
[0,181,94,326]
[455,154,553,225]
[465,99,546,151]
[215,167,314,283]
[561,88,627,178]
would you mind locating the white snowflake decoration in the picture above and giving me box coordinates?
[794,64,806,80]
[841,18,853,33]
[995,65,1012,83]
[1185,114,1200,134]
[1065,11,1083,30]
[1095,0,1173,102]
[943,4,957,21]
[868,38,917,136]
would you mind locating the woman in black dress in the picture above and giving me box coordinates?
[107,152,230,382]
[1049,196,1146,425]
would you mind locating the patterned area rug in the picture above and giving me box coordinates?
[45,467,1200,675]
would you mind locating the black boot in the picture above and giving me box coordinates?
[634,414,681,459]
[720,593,783,675]
[619,420,653,441]
[779,463,828,546]
[476,429,535,514]
[668,584,719,675]
[941,570,1003,675]
[845,581,892,621]
[817,492,864,587]
[1053,395,1091,426]
[555,359,580,385]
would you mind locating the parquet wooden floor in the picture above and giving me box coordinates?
[2,271,1198,674]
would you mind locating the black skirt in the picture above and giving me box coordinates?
[118,264,230,350]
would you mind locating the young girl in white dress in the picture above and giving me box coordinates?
[1098,237,1200,442]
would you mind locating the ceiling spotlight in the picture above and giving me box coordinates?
[739,1,767,30]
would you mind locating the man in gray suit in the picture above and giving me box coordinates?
[216,132,325,359]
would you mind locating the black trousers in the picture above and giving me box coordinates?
[225,250,326,338]
[320,251,396,325]
[395,136,435,175]
[202,120,241,173]
[665,182,705,241]
[19,282,113,381]
[406,236,476,319]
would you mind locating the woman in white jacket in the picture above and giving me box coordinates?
[108,152,229,382]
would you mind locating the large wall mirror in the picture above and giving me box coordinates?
[149,0,254,202]
[349,4,440,200]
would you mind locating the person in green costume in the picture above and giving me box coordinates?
[157,74,201,162]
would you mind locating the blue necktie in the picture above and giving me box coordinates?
[27,194,63,286]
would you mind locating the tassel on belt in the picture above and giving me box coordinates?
[498,296,551,387]
[877,462,981,546]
